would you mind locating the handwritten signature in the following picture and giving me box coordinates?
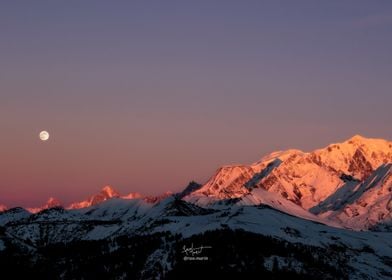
[182,243,212,256]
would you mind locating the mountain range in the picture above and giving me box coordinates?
[1,135,391,279]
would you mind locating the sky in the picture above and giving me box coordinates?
[1,1,392,207]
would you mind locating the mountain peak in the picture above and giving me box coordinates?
[101,185,119,198]
[349,134,366,142]
[345,134,390,146]
[90,185,119,206]
[45,197,62,208]
[68,185,120,209]
[26,197,62,213]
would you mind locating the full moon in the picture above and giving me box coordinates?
[39,131,50,141]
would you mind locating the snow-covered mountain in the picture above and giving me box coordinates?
[27,197,62,214]
[184,135,392,230]
[1,135,390,230]
[1,135,391,278]
[0,205,7,212]
[312,135,392,180]
[18,186,160,214]
[68,185,120,209]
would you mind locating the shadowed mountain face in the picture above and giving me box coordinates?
[0,135,391,279]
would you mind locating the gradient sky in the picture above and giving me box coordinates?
[1,1,392,207]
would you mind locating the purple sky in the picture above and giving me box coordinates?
[1,1,392,207]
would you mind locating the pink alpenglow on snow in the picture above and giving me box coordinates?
[68,186,120,209]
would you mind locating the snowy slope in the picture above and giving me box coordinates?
[1,193,391,279]
[237,188,341,227]
[187,165,254,199]
[0,207,31,226]
[320,164,392,230]
[149,203,392,279]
